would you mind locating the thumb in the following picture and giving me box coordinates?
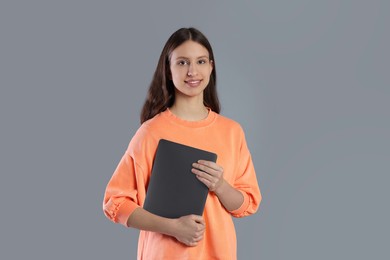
[191,215,205,225]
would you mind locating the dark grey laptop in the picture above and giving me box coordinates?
[143,139,218,218]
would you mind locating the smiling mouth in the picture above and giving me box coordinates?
[184,80,202,87]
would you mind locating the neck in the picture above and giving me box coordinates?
[170,95,209,121]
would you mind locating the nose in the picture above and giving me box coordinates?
[187,63,198,77]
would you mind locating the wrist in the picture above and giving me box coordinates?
[213,179,227,197]
[160,217,178,237]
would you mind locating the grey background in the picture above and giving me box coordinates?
[1,0,389,259]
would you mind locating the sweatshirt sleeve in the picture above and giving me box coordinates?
[229,130,262,218]
[102,151,146,227]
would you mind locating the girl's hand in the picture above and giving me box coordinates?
[172,215,205,247]
[191,160,224,193]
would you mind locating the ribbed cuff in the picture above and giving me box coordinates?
[116,200,141,227]
[229,190,250,217]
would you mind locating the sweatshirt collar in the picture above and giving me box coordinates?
[163,108,217,128]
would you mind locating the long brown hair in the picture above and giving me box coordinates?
[140,27,220,124]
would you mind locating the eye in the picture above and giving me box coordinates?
[177,60,189,66]
[197,59,208,65]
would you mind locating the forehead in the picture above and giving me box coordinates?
[170,40,209,59]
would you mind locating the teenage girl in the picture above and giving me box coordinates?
[103,27,261,260]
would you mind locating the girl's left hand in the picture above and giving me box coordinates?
[191,160,224,192]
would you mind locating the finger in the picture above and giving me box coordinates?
[193,161,223,178]
[191,168,216,181]
[191,215,205,224]
[187,241,198,247]
[196,223,206,232]
[192,163,219,177]
[197,220,206,228]
[193,234,204,242]
[196,176,214,189]
[197,160,223,172]
[197,175,222,192]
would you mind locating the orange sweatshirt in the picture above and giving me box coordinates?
[103,109,261,260]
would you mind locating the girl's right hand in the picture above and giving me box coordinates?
[171,215,205,247]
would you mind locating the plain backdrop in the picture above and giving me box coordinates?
[1,0,389,259]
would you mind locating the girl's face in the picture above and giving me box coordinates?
[169,40,213,100]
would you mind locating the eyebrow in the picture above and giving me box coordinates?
[173,55,209,60]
